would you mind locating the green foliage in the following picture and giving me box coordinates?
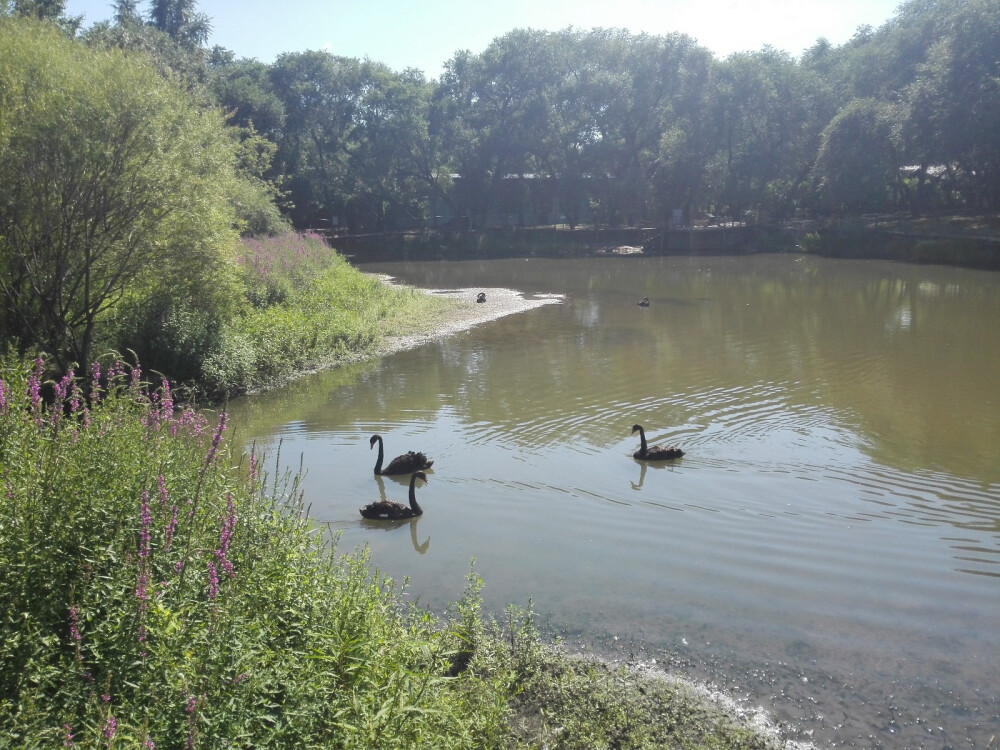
[813,98,905,213]
[0,356,500,748]
[194,232,460,398]
[0,17,244,372]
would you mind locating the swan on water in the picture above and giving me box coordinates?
[631,424,684,460]
[370,433,434,475]
[360,471,428,519]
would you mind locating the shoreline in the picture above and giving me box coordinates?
[369,275,564,358]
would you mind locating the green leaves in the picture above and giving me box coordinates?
[0,17,247,373]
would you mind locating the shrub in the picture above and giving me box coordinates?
[0,356,507,748]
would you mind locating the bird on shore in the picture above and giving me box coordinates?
[476,292,487,303]
[638,297,650,306]
[631,424,684,460]
[360,472,428,519]
[370,433,434,475]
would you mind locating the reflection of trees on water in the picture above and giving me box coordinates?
[230,257,1000,486]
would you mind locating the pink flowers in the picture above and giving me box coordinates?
[68,605,82,643]
[204,412,228,468]
[28,357,43,411]
[207,559,220,600]
[102,714,117,741]
[215,494,238,579]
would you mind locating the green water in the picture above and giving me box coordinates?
[228,254,1000,747]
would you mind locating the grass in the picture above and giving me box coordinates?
[199,232,461,398]
[0,356,793,749]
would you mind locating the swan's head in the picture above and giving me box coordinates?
[414,471,428,484]
[631,424,643,434]
[369,434,381,449]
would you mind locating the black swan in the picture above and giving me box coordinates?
[360,472,428,519]
[476,292,486,303]
[638,297,650,307]
[370,433,434,475]
[631,424,684,460]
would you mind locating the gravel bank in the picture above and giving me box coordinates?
[371,275,564,357]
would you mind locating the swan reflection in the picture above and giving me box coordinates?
[359,516,429,554]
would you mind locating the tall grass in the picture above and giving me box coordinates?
[202,233,459,397]
[0,356,509,749]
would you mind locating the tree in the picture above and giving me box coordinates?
[440,29,565,228]
[149,0,209,47]
[904,0,1000,210]
[812,98,905,214]
[0,18,243,373]
[0,0,80,33]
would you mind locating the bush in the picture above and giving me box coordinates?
[0,356,508,749]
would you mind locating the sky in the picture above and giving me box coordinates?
[65,0,902,77]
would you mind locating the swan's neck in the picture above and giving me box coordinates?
[637,428,648,454]
[408,478,423,515]
[373,436,384,474]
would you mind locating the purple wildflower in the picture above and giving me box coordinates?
[68,378,82,415]
[157,474,168,510]
[63,724,74,747]
[54,370,73,403]
[103,714,117,741]
[91,362,102,402]
[28,357,43,412]
[68,605,82,643]
[204,412,227,467]
[0,379,9,414]
[215,494,237,578]
[138,491,152,558]
[248,453,259,488]
[174,407,209,436]
[160,380,173,421]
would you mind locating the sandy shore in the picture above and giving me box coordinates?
[371,275,564,357]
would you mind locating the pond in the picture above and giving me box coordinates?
[227,254,1000,748]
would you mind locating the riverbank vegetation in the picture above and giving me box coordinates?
[0,2,996,744]
[0,18,459,399]
[0,357,788,748]
[122,231,460,399]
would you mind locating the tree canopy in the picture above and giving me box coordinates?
[189,0,999,231]
[0,18,245,373]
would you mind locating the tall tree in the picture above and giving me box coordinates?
[0,18,243,373]
[812,98,905,214]
[149,0,209,47]
[269,51,370,229]
[0,0,80,32]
